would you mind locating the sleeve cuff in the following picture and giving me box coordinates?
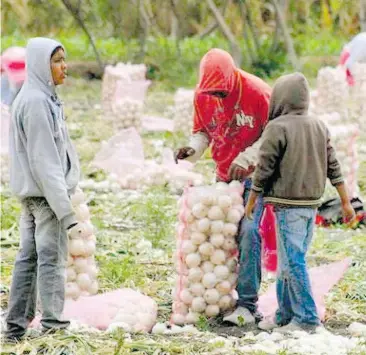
[330,177,344,186]
[251,184,263,193]
[61,213,77,230]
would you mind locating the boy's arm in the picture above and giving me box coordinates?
[326,129,356,223]
[25,98,76,229]
[251,123,286,194]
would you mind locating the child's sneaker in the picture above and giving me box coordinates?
[258,318,279,331]
[223,307,255,326]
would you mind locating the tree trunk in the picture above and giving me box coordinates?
[60,0,104,72]
[361,0,366,31]
[242,1,260,53]
[270,0,287,52]
[198,0,230,39]
[206,0,242,66]
[272,0,300,70]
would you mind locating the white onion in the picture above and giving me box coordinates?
[210,220,224,234]
[205,304,220,317]
[185,312,200,324]
[69,239,86,257]
[84,240,96,256]
[74,204,90,222]
[217,196,232,211]
[210,249,226,265]
[207,206,225,221]
[180,289,194,305]
[188,267,204,282]
[196,218,211,233]
[87,265,98,279]
[215,182,229,190]
[223,223,238,238]
[174,302,189,315]
[152,323,167,334]
[73,257,89,273]
[226,258,237,272]
[200,192,215,206]
[76,273,92,290]
[210,234,225,248]
[191,297,206,313]
[66,267,77,281]
[201,261,214,273]
[182,240,197,254]
[198,242,215,256]
[214,265,230,281]
[190,232,207,245]
[232,204,245,216]
[192,203,208,219]
[202,272,217,288]
[226,209,242,224]
[223,238,236,251]
[190,283,205,296]
[65,282,80,300]
[172,313,186,325]
[67,255,73,267]
[228,273,238,286]
[229,180,244,194]
[216,280,232,295]
[71,190,86,206]
[204,289,220,305]
[185,253,201,268]
[219,295,233,310]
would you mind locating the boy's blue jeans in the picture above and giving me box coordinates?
[274,207,320,326]
[236,179,264,314]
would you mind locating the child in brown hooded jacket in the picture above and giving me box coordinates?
[245,72,355,333]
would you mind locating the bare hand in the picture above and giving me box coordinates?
[228,163,255,181]
[342,202,356,225]
[174,147,195,164]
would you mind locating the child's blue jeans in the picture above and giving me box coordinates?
[274,207,320,327]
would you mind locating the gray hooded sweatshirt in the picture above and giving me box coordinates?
[9,37,80,229]
[252,72,343,208]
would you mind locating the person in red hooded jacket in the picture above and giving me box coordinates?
[175,48,271,325]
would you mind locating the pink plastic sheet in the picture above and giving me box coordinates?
[260,205,277,273]
[258,258,351,321]
[92,127,145,176]
[31,288,158,332]
[142,115,174,132]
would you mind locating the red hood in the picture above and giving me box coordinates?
[197,48,237,94]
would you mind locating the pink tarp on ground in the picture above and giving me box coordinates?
[258,258,351,321]
[31,289,158,332]
[31,259,350,331]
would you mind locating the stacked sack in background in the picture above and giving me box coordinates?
[171,181,244,325]
[173,89,195,136]
[311,67,361,199]
[101,63,150,132]
[349,63,366,132]
[66,187,99,300]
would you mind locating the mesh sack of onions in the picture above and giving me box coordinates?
[314,67,349,117]
[173,89,194,136]
[170,181,245,325]
[321,119,360,199]
[348,64,366,132]
[111,97,144,133]
[66,187,99,300]
[101,63,147,117]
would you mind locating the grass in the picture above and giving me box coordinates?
[1,77,366,354]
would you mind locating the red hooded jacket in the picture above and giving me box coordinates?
[193,49,271,181]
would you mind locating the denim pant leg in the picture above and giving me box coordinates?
[236,180,264,313]
[5,201,38,338]
[31,198,70,330]
[274,217,294,326]
[275,208,320,326]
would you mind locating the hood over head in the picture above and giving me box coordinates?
[197,48,237,94]
[268,72,309,121]
[25,37,64,95]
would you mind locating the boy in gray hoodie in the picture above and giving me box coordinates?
[244,73,355,333]
[5,37,80,342]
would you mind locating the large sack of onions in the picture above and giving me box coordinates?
[173,88,194,137]
[171,181,245,325]
[66,187,99,300]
